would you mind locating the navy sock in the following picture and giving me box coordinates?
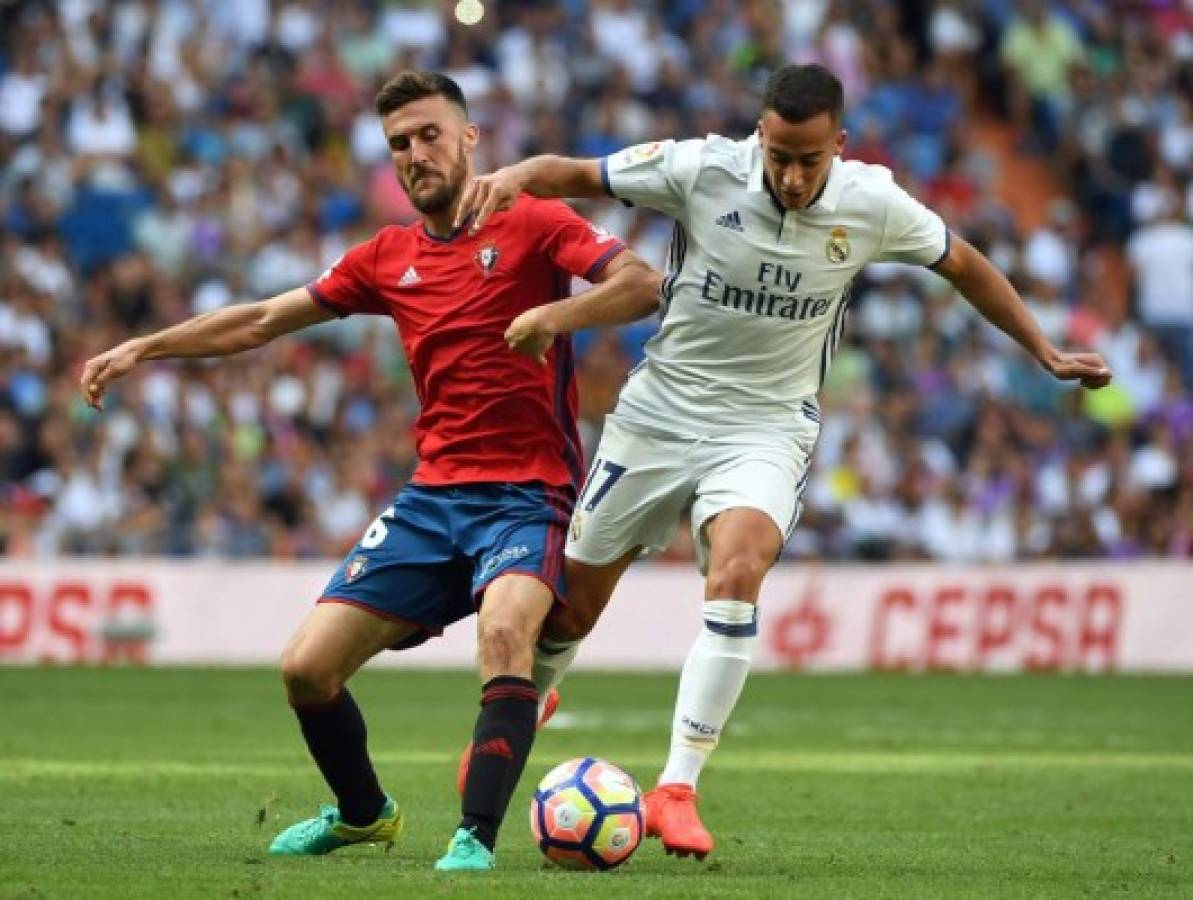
[459,676,538,851]
[293,689,386,826]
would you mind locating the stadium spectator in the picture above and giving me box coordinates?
[1126,190,1193,385]
[1000,0,1084,152]
[0,0,1189,561]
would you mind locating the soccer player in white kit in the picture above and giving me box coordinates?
[456,64,1112,859]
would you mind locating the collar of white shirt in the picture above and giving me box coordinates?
[745,134,844,213]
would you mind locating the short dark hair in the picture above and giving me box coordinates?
[762,64,844,124]
[375,71,468,118]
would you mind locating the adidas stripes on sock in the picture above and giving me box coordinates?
[459,676,539,850]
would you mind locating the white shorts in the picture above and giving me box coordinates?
[565,413,819,574]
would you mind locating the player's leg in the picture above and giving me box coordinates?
[453,550,634,799]
[647,508,781,859]
[439,479,577,870]
[441,472,671,870]
[649,434,811,859]
[270,601,415,854]
[273,485,465,856]
[438,573,556,871]
[661,507,779,785]
[529,417,694,704]
[464,574,554,832]
[529,549,639,711]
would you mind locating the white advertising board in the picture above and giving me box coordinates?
[0,561,1189,672]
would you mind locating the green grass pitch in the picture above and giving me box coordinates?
[1,668,1191,898]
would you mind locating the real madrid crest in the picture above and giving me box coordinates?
[569,512,583,542]
[826,226,850,263]
[475,242,500,276]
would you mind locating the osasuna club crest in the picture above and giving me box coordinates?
[826,226,850,263]
[346,554,368,581]
[475,242,500,275]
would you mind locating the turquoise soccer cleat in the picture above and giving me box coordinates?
[434,827,496,871]
[268,796,402,856]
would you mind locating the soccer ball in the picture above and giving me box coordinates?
[530,756,643,870]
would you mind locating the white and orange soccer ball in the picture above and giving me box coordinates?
[530,756,643,870]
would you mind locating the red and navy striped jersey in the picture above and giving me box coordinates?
[307,195,625,493]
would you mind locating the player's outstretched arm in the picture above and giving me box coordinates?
[505,250,661,362]
[456,157,605,233]
[79,288,334,410]
[933,235,1112,389]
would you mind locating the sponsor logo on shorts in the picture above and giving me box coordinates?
[480,545,531,576]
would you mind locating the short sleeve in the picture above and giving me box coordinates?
[601,139,704,220]
[877,180,950,267]
[533,200,627,281]
[305,236,388,317]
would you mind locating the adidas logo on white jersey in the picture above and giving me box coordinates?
[715,210,744,232]
[399,265,421,287]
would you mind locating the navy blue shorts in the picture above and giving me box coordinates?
[320,482,572,650]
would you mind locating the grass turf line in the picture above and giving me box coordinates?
[0,668,1190,899]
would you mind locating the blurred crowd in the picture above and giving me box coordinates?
[0,0,1190,561]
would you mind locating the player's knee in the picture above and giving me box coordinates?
[477,617,521,655]
[477,615,533,671]
[706,553,768,600]
[280,645,342,705]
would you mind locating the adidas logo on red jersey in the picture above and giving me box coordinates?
[399,266,421,287]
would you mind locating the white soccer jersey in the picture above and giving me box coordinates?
[600,134,949,436]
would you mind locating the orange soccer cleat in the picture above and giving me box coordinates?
[643,783,714,860]
[456,687,560,795]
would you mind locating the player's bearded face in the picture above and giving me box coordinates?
[758,110,845,210]
[402,137,470,215]
[383,97,478,217]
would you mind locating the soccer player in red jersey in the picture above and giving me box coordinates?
[78,72,659,871]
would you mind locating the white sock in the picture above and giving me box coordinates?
[658,599,758,788]
[532,636,581,718]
